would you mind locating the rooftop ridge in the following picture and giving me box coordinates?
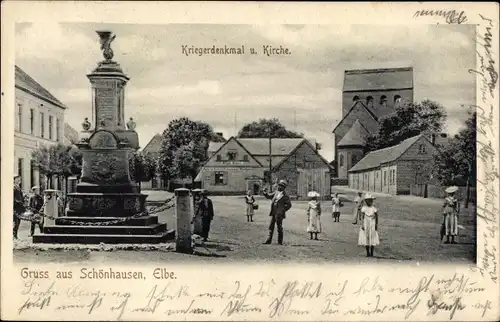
[345,67,413,74]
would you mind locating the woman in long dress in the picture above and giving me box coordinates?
[245,190,255,222]
[307,195,322,240]
[358,194,380,257]
[352,191,363,224]
[442,186,460,244]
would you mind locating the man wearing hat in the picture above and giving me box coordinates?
[196,190,214,242]
[13,175,25,239]
[262,179,292,245]
[28,186,44,236]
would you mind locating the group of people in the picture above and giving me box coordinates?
[13,175,66,239]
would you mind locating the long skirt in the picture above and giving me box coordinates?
[352,207,360,223]
[307,209,322,233]
[246,203,254,216]
[444,212,458,236]
[358,216,380,246]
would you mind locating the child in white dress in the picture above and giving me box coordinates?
[331,193,341,222]
[307,196,322,240]
[358,194,380,257]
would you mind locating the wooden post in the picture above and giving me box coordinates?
[175,188,193,254]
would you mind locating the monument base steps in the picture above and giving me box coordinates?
[33,229,175,244]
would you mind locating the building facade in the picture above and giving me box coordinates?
[333,67,414,181]
[14,66,67,191]
[347,135,437,195]
[196,137,332,198]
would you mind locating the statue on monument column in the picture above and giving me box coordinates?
[127,117,136,131]
[96,30,116,61]
[82,117,91,131]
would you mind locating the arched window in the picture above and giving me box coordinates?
[351,154,358,166]
[394,95,402,103]
[352,95,359,102]
[418,144,427,154]
[380,95,387,105]
[339,154,344,167]
[366,96,373,105]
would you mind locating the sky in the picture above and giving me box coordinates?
[15,23,476,160]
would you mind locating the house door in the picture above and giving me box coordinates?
[253,182,260,195]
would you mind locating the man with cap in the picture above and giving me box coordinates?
[13,175,25,239]
[196,190,214,242]
[262,179,292,245]
[28,186,44,236]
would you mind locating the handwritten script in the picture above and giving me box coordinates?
[413,9,467,24]
[14,273,493,320]
[469,13,499,286]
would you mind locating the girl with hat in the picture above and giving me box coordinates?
[306,192,322,240]
[358,193,380,257]
[331,193,342,223]
[442,186,460,244]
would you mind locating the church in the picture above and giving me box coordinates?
[332,67,414,182]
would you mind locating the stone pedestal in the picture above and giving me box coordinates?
[42,190,58,226]
[175,188,193,254]
[191,189,203,235]
[33,31,173,244]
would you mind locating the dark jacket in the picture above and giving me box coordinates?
[13,186,25,213]
[198,198,214,220]
[263,190,292,220]
[29,194,44,212]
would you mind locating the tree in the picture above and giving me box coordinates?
[365,99,447,152]
[134,152,157,183]
[157,117,218,186]
[237,118,304,138]
[434,110,476,206]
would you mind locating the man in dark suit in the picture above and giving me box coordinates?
[263,179,292,245]
[197,190,214,242]
[13,175,25,239]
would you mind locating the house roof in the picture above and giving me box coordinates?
[15,65,67,109]
[337,119,369,147]
[343,67,413,92]
[348,135,424,172]
[64,123,79,144]
[272,139,331,170]
[237,138,316,155]
[142,134,162,154]
[332,100,379,134]
[202,137,264,167]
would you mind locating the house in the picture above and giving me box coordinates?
[333,67,414,181]
[347,135,438,195]
[14,65,68,191]
[140,132,226,190]
[64,122,79,145]
[195,137,332,198]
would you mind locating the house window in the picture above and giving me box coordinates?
[17,104,23,132]
[56,118,60,142]
[216,154,221,161]
[339,154,344,167]
[18,158,24,189]
[392,169,396,185]
[227,151,237,161]
[376,172,379,178]
[419,144,427,154]
[243,155,249,161]
[353,95,359,102]
[351,154,358,166]
[40,112,45,138]
[215,171,225,185]
[30,108,35,134]
[49,115,53,140]
[383,171,387,186]
[30,160,36,189]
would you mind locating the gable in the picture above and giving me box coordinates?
[399,136,437,161]
[333,101,379,142]
[274,140,331,170]
[337,119,369,147]
[203,137,262,167]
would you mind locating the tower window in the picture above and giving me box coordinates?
[351,154,358,166]
[366,96,373,104]
[380,95,387,105]
[394,95,402,103]
[352,95,359,102]
[339,154,344,167]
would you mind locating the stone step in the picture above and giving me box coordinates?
[65,209,143,217]
[55,216,158,226]
[33,229,175,244]
[43,223,167,235]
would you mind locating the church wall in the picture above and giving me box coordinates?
[342,89,413,117]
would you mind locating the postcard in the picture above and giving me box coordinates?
[1,1,499,321]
